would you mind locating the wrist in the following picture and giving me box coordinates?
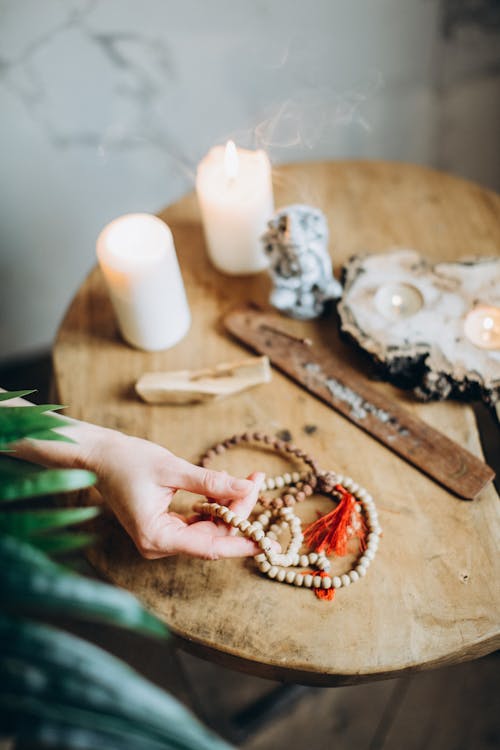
[72,422,124,475]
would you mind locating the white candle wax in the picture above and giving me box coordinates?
[196,141,274,275]
[96,213,191,351]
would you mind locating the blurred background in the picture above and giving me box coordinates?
[1,0,499,363]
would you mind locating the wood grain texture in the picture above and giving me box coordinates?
[53,161,500,685]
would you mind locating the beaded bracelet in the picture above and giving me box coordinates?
[199,432,381,601]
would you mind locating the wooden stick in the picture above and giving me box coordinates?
[224,306,495,500]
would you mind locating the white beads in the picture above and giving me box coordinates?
[199,467,381,600]
[262,470,307,492]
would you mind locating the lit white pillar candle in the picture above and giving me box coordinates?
[96,213,191,351]
[196,140,274,275]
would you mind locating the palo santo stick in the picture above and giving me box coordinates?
[135,355,272,405]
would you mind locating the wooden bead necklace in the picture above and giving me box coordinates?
[199,432,381,601]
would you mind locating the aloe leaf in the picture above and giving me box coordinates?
[0,466,96,501]
[1,616,231,750]
[1,537,167,638]
[0,506,100,537]
[0,390,36,402]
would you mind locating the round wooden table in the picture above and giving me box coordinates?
[54,161,500,686]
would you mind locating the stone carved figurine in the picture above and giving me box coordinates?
[262,204,342,320]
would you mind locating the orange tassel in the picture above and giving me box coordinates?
[303,570,336,601]
[315,587,335,601]
[304,484,366,556]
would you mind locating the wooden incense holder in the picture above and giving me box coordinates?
[224,305,495,500]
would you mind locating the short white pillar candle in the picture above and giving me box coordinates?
[96,213,191,351]
[196,141,274,275]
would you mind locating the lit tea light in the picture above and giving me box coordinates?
[464,305,500,350]
[196,140,274,275]
[374,282,424,321]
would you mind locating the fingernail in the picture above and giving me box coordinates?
[231,478,253,493]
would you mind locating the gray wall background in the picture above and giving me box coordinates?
[1,0,499,362]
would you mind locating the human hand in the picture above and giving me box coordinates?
[87,428,270,560]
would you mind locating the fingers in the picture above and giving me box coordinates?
[169,458,254,501]
[172,526,260,559]
[190,471,264,521]
[229,472,264,518]
[136,476,281,559]
[141,518,260,559]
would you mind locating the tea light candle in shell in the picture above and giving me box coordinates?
[374,282,424,320]
[96,213,191,351]
[196,141,274,275]
[464,305,500,350]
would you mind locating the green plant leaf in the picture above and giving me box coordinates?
[0,454,40,476]
[7,714,176,750]
[1,537,167,638]
[0,462,96,501]
[0,390,36,402]
[19,428,77,444]
[0,506,100,537]
[25,404,66,413]
[0,616,232,750]
[26,532,97,555]
[0,405,72,448]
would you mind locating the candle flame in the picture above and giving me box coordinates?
[224,140,239,180]
[483,316,494,331]
[391,294,403,307]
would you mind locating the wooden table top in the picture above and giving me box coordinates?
[53,161,500,686]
